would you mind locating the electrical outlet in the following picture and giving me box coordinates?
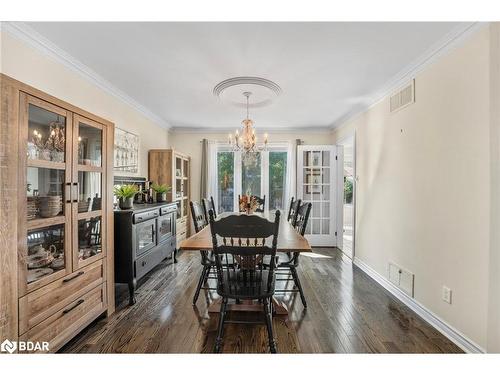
[442,286,452,304]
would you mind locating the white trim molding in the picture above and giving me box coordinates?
[330,22,488,129]
[1,21,171,130]
[353,256,485,353]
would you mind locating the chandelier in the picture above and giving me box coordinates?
[228,92,268,166]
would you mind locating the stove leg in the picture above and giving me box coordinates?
[128,279,137,306]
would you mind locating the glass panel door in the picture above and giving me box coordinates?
[73,115,106,269]
[22,94,73,293]
[297,145,337,247]
[217,151,234,213]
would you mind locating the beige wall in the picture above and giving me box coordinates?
[0,30,169,177]
[169,131,331,203]
[332,26,494,350]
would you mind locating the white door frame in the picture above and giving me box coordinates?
[336,131,356,259]
[297,145,337,247]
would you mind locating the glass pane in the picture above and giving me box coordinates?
[269,152,287,211]
[27,224,65,284]
[242,152,261,197]
[322,219,330,234]
[303,151,311,167]
[323,186,330,200]
[322,167,330,182]
[176,201,181,217]
[183,159,188,178]
[312,202,320,217]
[311,151,321,167]
[312,219,321,234]
[159,216,173,238]
[175,179,182,199]
[322,202,330,218]
[305,169,322,196]
[27,104,66,163]
[137,221,154,252]
[78,171,102,213]
[175,158,182,178]
[78,122,102,167]
[322,151,330,166]
[78,216,102,261]
[306,219,312,234]
[183,198,188,218]
[217,151,234,213]
[27,167,64,220]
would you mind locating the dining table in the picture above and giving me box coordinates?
[179,211,312,315]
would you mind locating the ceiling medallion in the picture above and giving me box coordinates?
[213,76,282,108]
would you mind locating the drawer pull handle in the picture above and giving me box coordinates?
[62,271,84,283]
[142,260,147,266]
[63,299,84,314]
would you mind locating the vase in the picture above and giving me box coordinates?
[156,192,166,203]
[119,197,134,209]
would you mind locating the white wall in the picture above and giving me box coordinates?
[169,131,332,203]
[332,26,494,351]
[0,30,169,177]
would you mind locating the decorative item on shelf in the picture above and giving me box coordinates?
[228,92,269,167]
[152,183,171,203]
[78,197,91,213]
[176,169,181,177]
[38,196,62,218]
[79,246,99,261]
[50,256,65,271]
[27,244,56,269]
[113,184,139,209]
[239,194,259,214]
[27,268,54,284]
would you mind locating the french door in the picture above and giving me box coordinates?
[297,145,337,247]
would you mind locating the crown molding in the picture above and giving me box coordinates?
[330,22,488,130]
[1,21,171,129]
[169,125,333,134]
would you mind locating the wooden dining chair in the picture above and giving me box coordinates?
[275,202,311,308]
[287,197,301,223]
[190,201,216,305]
[238,194,266,213]
[208,210,281,353]
[202,196,217,220]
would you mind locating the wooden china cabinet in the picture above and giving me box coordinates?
[148,149,190,248]
[0,74,115,352]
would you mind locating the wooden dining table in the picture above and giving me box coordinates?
[179,211,312,315]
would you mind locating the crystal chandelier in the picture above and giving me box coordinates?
[228,92,268,166]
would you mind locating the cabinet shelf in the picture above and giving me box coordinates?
[27,159,66,170]
[27,215,66,230]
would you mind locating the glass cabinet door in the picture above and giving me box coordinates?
[22,94,73,293]
[72,115,106,269]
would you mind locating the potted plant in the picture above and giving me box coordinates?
[151,183,171,203]
[113,184,139,209]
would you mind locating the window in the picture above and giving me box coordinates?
[213,144,292,213]
[217,151,234,213]
[269,151,287,211]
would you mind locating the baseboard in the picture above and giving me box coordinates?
[353,256,485,353]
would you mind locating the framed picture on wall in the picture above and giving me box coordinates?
[306,171,322,194]
[114,127,139,173]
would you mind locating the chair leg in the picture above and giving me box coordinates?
[263,298,277,353]
[192,265,208,305]
[290,267,307,308]
[214,297,228,353]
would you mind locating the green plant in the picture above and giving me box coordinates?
[113,184,139,199]
[151,183,171,194]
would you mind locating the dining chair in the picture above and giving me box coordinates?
[275,202,311,308]
[202,196,217,220]
[287,197,301,223]
[208,209,281,353]
[189,201,216,305]
[238,194,266,213]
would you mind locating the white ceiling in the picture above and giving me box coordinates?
[23,22,472,130]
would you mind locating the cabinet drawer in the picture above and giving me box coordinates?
[135,247,165,280]
[19,284,106,353]
[19,260,105,335]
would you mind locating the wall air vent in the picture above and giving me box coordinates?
[390,79,415,113]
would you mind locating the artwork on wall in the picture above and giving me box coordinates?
[114,127,139,173]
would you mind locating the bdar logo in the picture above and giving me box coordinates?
[1,339,17,354]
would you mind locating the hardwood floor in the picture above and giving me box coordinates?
[61,248,462,353]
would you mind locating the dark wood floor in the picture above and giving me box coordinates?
[61,248,462,353]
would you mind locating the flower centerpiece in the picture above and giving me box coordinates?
[239,194,259,214]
